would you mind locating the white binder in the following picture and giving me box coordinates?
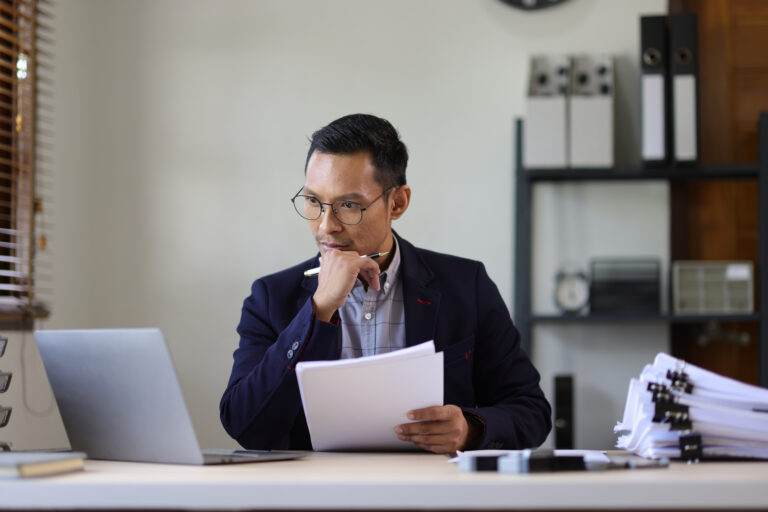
[524,55,569,168]
[640,15,669,165]
[569,54,614,168]
[669,13,698,163]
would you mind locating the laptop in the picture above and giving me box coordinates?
[35,328,305,465]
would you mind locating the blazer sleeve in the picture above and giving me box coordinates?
[219,278,340,449]
[462,264,552,449]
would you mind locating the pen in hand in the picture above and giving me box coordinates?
[303,251,390,277]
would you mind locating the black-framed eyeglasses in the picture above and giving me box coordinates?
[291,186,396,226]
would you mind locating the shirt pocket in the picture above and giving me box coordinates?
[441,335,475,366]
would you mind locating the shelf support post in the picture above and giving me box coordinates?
[514,119,533,356]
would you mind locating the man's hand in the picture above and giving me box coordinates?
[312,249,381,322]
[394,405,479,454]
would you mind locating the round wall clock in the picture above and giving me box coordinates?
[498,0,570,11]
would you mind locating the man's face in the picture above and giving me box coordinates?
[303,150,395,259]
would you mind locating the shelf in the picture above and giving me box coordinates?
[530,313,761,325]
[523,165,759,182]
[513,113,767,385]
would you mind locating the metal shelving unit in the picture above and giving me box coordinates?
[513,113,768,385]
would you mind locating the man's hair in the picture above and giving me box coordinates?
[305,114,408,188]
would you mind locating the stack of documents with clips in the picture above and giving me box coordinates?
[615,353,768,461]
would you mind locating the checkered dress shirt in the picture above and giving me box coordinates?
[338,237,405,359]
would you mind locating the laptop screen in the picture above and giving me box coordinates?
[35,328,205,464]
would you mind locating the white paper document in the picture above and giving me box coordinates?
[296,340,443,451]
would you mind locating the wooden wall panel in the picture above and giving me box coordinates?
[669,0,763,384]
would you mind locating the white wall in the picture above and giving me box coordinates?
[36,0,666,450]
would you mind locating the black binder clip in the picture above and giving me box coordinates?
[679,433,702,462]
[648,383,673,404]
[666,369,694,393]
[653,402,692,430]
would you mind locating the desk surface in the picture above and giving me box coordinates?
[2,451,768,510]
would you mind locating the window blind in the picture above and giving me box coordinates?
[0,0,52,323]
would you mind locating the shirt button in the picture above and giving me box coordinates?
[287,349,294,359]
[291,341,300,351]
[384,282,390,291]
[364,313,372,320]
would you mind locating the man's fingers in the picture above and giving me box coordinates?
[313,250,382,318]
[394,405,470,454]
[406,405,455,422]
[395,420,458,437]
[358,263,381,291]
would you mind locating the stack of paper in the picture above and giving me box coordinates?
[615,353,768,460]
[296,341,443,451]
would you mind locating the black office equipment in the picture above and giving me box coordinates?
[459,450,585,473]
[589,258,661,314]
[457,450,668,473]
[640,15,669,166]
[554,375,574,449]
[669,13,698,163]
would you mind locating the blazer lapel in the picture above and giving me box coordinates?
[397,234,442,348]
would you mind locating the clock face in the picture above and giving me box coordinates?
[554,273,589,313]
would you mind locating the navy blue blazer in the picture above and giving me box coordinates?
[220,234,551,450]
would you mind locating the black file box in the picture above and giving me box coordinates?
[589,258,661,314]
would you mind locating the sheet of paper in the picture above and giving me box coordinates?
[296,341,443,451]
[297,339,437,370]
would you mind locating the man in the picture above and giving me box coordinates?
[220,114,551,453]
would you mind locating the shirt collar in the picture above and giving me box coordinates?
[352,235,401,293]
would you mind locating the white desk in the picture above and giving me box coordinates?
[2,452,768,510]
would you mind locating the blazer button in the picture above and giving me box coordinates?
[287,349,294,359]
[291,341,300,351]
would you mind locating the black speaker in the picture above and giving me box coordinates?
[554,375,574,449]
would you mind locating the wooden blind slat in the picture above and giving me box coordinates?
[0,32,21,46]
[0,284,32,292]
[0,16,21,34]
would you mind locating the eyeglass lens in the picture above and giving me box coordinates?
[300,197,362,225]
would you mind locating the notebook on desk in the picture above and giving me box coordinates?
[35,328,305,465]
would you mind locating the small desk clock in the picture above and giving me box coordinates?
[554,269,589,314]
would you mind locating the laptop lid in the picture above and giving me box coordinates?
[35,328,211,465]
